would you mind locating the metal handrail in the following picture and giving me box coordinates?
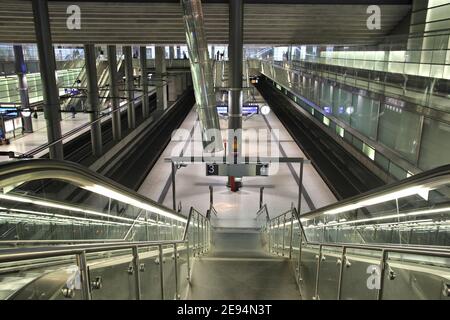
[266,205,450,300]
[0,203,212,300]
[256,204,270,222]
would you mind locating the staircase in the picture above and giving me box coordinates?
[187,228,301,300]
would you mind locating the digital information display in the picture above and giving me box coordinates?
[216,104,259,115]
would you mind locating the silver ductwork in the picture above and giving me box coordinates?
[181,0,223,153]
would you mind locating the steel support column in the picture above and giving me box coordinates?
[31,0,63,159]
[84,44,103,157]
[140,46,150,119]
[123,46,136,129]
[228,0,243,156]
[155,46,167,111]
[13,45,33,133]
[107,45,122,142]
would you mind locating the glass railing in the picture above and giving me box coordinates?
[265,164,450,299]
[0,159,211,299]
[300,164,450,246]
[0,159,188,244]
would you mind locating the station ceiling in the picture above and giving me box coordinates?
[0,1,411,45]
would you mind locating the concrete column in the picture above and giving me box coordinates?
[155,46,167,110]
[140,46,150,119]
[107,45,122,142]
[228,0,243,156]
[175,74,183,98]
[169,46,175,59]
[180,72,186,91]
[13,45,33,133]
[123,46,136,129]
[84,44,103,157]
[168,74,177,102]
[32,0,63,159]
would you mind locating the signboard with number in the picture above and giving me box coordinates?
[206,164,219,176]
[205,163,269,177]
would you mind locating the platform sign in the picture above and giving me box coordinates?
[205,163,269,177]
[206,163,219,176]
[216,104,259,116]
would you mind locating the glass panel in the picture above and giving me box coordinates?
[162,244,176,300]
[88,248,136,300]
[378,105,421,164]
[299,243,319,299]
[340,248,381,300]
[0,177,186,244]
[139,245,162,300]
[418,118,450,171]
[317,246,341,300]
[382,252,450,300]
[350,94,379,140]
[0,254,78,300]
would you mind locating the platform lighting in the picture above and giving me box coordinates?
[323,186,431,215]
[82,184,187,223]
[0,193,183,225]
[311,206,450,228]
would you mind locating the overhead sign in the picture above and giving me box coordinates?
[216,104,260,116]
[206,163,269,177]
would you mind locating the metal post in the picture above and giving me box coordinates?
[197,212,200,255]
[186,240,191,281]
[158,244,165,300]
[259,187,264,209]
[282,214,286,256]
[298,159,304,214]
[13,45,33,133]
[289,213,294,259]
[314,245,323,300]
[171,161,176,211]
[174,243,179,299]
[337,247,346,300]
[145,213,149,241]
[140,46,150,118]
[268,221,272,253]
[132,246,141,300]
[123,46,136,129]
[84,44,103,157]
[76,251,91,300]
[377,250,388,300]
[297,232,303,283]
[277,217,281,255]
[31,0,63,159]
[228,0,243,161]
[202,217,206,253]
[107,45,122,142]
[209,185,213,207]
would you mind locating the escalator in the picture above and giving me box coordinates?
[0,157,448,300]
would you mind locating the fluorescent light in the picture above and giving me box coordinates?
[307,206,450,228]
[0,193,177,227]
[324,186,431,215]
[82,185,187,223]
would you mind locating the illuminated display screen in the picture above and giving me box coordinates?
[217,104,259,115]
[0,107,18,118]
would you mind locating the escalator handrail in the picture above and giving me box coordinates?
[297,163,450,221]
[0,158,186,224]
[269,207,450,255]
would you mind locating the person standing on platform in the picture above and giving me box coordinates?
[69,105,76,118]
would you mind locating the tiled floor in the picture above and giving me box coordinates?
[138,95,337,228]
